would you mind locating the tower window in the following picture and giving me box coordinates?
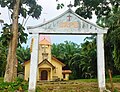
[42,53,48,60]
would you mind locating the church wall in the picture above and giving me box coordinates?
[37,68,39,81]
[24,61,30,81]
[24,38,65,81]
[51,59,63,80]
[24,58,65,81]
[39,63,52,68]
[39,45,43,63]
[39,44,51,63]
[47,45,51,62]
[64,74,69,80]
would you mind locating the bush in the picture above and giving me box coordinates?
[114,88,119,92]
[0,78,28,91]
[113,75,120,78]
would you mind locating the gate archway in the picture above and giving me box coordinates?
[27,8,107,92]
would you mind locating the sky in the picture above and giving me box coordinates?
[0,0,97,46]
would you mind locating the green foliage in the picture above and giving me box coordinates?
[17,46,30,72]
[0,0,42,19]
[0,23,28,47]
[74,0,119,19]
[114,88,119,92]
[0,78,28,91]
[113,75,120,78]
[0,24,12,46]
[0,42,7,77]
[97,6,120,70]
[75,36,97,78]
[0,77,3,82]
[0,0,42,48]
[0,43,30,76]
[74,0,120,74]
[52,37,97,79]
[56,0,64,10]
[18,23,28,47]
[57,3,64,10]
[17,46,30,63]
[52,35,120,79]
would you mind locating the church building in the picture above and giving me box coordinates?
[24,36,72,81]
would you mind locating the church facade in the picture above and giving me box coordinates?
[24,36,71,81]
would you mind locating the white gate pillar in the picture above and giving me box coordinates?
[97,33,106,92]
[28,33,39,92]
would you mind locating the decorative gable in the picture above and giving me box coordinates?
[28,9,107,34]
[38,59,55,69]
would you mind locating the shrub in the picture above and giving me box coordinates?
[0,78,28,91]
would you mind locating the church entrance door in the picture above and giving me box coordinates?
[41,70,48,80]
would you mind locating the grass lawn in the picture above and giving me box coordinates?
[0,77,120,92]
[37,78,120,92]
[37,80,99,92]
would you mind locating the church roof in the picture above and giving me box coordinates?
[62,70,72,74]
[23,60,30,66]
[39,35,51,45]
[52,56,65,67]
[24,56,65,67]
[39,37,51,45]
[38,59,55,69]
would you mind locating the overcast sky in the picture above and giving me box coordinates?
[0,0,97,46]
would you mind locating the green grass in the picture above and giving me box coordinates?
[0,77,120,92]
[0,77,3,82]
[106,78,120,83]
[75,78,97,82]
[113,75,120,78]
[76,77,120,83]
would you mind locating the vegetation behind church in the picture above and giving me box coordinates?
[0,0,120,81]
[1,36,120,79]
[51,37,120,79]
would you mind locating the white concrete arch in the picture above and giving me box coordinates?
[27,9,107,92]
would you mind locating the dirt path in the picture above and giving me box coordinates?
[37,81,120,92]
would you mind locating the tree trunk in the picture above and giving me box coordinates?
[4,0,20,82]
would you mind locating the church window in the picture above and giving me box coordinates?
[42,53,48,60]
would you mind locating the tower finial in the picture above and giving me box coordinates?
[67,1,73,9]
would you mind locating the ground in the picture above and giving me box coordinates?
[37,81,99,92]
[37,79,120,92]
[0,77,120,92]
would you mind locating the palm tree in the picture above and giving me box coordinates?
[80,38,97,78]
[97,6,120,72]
[16,47,30,72]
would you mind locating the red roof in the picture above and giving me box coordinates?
[62,70,72,74]
[39,35,51,45]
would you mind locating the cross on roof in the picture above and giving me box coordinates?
[67,14,72,21]
[67,1,73,9]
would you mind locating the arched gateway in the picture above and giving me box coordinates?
[27,8,107,92]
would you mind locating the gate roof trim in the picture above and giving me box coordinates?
[27,9,108,34]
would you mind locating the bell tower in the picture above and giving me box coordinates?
[39,35,51,63]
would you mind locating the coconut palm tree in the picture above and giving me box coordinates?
[97,5,120,72]
[16,47,30,72]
